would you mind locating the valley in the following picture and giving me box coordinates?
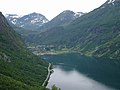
[27,44,75,55]
[21,0,120,60]
[1,0,120,90]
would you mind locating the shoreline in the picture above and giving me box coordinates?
[39,51,78,56]
[40,51,119,60]
[42,63,52,87]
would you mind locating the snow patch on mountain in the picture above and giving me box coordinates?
[5,14,22,24]
[108,0,116,5]
[74,12,84,18]
[11,19,17,24]
[31,17,48,24]
[5,12,49,30]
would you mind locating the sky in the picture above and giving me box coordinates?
[0,0,107,20]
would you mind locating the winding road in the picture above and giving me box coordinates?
[42,63,52,87]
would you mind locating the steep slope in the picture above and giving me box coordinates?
[0,12,49,90]
[38,10,84,31]
[28,0,120,59]
[6,12,49,30]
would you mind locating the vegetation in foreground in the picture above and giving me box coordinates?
[0,12,49,90]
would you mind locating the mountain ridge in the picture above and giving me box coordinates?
[6,10,84,33]
[24,0,120,60]
[0,12,49,90]
[38,10,85,31]
[6,12,49,30]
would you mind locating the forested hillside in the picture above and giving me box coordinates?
[24,0,120,60]
[0,12,49,90]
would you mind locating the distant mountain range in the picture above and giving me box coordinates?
[2,0,120,89]
[24,0,120,60]
[5,12,49,30]
[6,11,84,31]
[4,0,120,60]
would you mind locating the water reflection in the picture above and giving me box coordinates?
[47,66,114,90]
[42,53,120,90]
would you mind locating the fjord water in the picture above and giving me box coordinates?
[42,53,120,90]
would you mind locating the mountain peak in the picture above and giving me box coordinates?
[0,12,24,49]
[57,10,85,20]
[0,12,49,90]
[31,12,38,14]
[62,10,75,14]
[38,10,85,31]
[6,12,49,30]
[29,12,43,16]
[5,14,22,24]
[108,0,116,4]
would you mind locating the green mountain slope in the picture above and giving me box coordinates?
[0,12,49,90]
[38,10,84,31]
[25,0,120,59]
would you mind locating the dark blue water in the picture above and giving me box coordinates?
[42,53,120,90]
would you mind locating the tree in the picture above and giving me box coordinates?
[51,84,61,90]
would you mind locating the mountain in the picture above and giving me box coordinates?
[0,12,49,90]
[38,10,84,31]
[74,12,85,18]
[25,0,120,60]
[5,14,22,24]
[6,12,49,30]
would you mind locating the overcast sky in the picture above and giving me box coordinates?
[0,0,107,20]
